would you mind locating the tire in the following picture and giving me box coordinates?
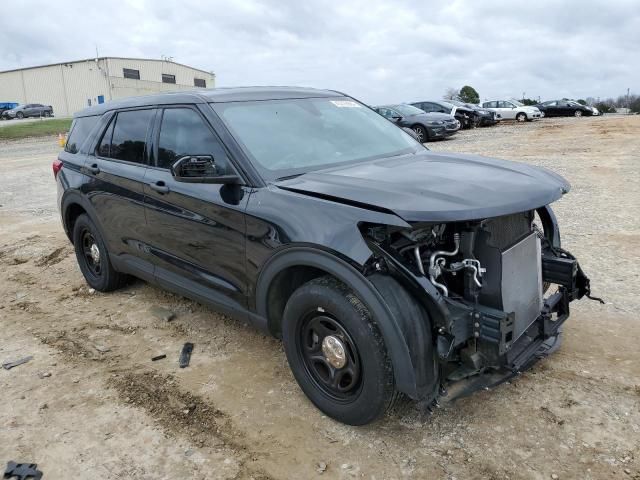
[43,111,51,117]
[282,276,397,425]
[72,214,126,292]
[412,125,428,143]
[574,110,583,117]
[516,112,527,122]
[16,111,24,119]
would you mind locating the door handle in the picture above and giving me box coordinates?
[149,181,170,194]
[88,163,100,175]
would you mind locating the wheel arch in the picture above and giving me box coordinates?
[60,191,104,245]
[255,246,428,399]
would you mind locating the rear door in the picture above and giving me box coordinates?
[143,105,250,313]
[84,108,155,280]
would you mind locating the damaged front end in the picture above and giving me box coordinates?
[363,205,599,404]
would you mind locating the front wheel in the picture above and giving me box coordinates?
[282,276,397,425]
[16,112,24,119]
[516,112,527,122]
[412,125,428,143]
[574,110,583,117]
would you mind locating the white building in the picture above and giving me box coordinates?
[0,57,216,117]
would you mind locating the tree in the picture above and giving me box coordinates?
[443,87,459,101]
[459,85,480,104]
[520,98,539,106]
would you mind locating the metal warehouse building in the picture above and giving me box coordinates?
[0,57,216,117]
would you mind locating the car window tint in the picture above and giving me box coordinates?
[157,108,229,171]
[97,118,115,157]
[65,116,99,154]
[102,110,153,164]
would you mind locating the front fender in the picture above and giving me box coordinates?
[255,246,429,399]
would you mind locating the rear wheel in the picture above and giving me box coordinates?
[574,110,583,117]
[72,214,126,291]
[282,276,397,425]
[43,111,51,117]
[412,125,428,143]
[516,112,527,122]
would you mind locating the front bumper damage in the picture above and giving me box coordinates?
[435,248,596,403]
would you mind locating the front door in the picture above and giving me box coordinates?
[497,101,516,119]
[143,106,249,314]
[84,108,155,280]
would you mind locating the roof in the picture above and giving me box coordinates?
[0,56,214,76]
[75,86,344,117]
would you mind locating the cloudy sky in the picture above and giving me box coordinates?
[1,0,638,104]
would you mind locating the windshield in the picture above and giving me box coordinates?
[511,100,524,106]
[392,104,425,116]
[213,97,422,180]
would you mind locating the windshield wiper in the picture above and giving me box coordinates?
[275,173,304,181]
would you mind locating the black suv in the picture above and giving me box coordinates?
[56,87,595,425]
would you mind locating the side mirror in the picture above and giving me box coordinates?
[172,155,240,184]
[391,115,403,122]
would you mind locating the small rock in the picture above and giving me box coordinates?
[38,372,52,378]
[624,469,631,475]
[185,449,195,457]
[88,288,96,294]
[73,378,80,383]
[551,474,559,480]
[39,403,48,410]
[341,464,351,470]
[446,450,453,456]
[149,305,176,322]
[316,462,327,474]
[94,344,111,353]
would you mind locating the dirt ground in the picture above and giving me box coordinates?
[1,116,639,480]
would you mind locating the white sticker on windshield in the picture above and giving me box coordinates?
[330,100,361,108]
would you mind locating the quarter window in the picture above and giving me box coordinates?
[123,68,141,80]
[97,109,153,164]
[162,74,176,84]
[194,78,206,88]
[157,108,229,171]
[65,116,99,154]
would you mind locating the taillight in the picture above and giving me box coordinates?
[52,160,63,179]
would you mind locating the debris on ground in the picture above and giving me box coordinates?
[151,354,167,361]
[179,343,194,368]
[2,356,33,370]
[93,344,111,353]
[3,461,43,480]
[316,462,327,474]
[149,305,176,322]
[37,372,51,379]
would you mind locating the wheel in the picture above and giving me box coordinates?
[43,111,51,117]
[516,112,527,122]
[282,276,397,425]
[16,111,24,119]
[72,214,126,291]
[574,110,583,117]
[412,125,428,143]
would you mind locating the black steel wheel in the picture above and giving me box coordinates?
[282,276,397,425]
[72,213,127,291]
[297,312,362,401]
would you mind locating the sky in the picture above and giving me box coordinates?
[1,0,638,105]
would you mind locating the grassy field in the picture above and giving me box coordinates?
[0,118,72,140]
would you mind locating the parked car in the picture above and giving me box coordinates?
[2,103,53,119]
[449,100,499,126]
[0,102,19,119]
[374,104,459,142]
[410,100,477,128]
[534,100,594,117]
[55,87,595,426]
[481,100,541,121]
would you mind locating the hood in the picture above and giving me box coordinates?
[275,151,570,223]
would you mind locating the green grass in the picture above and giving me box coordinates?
[0,118,73,140]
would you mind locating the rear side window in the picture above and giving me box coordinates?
[65,116,99,154]
[97,109,153,164]
[157,108,229,171]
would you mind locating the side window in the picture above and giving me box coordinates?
[97,109,153,164]
[65,116,99,154]
[376,108,394,119]
[157,108,230,172]
[420,103,434,112]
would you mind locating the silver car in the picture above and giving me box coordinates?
[481,100,541,122]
